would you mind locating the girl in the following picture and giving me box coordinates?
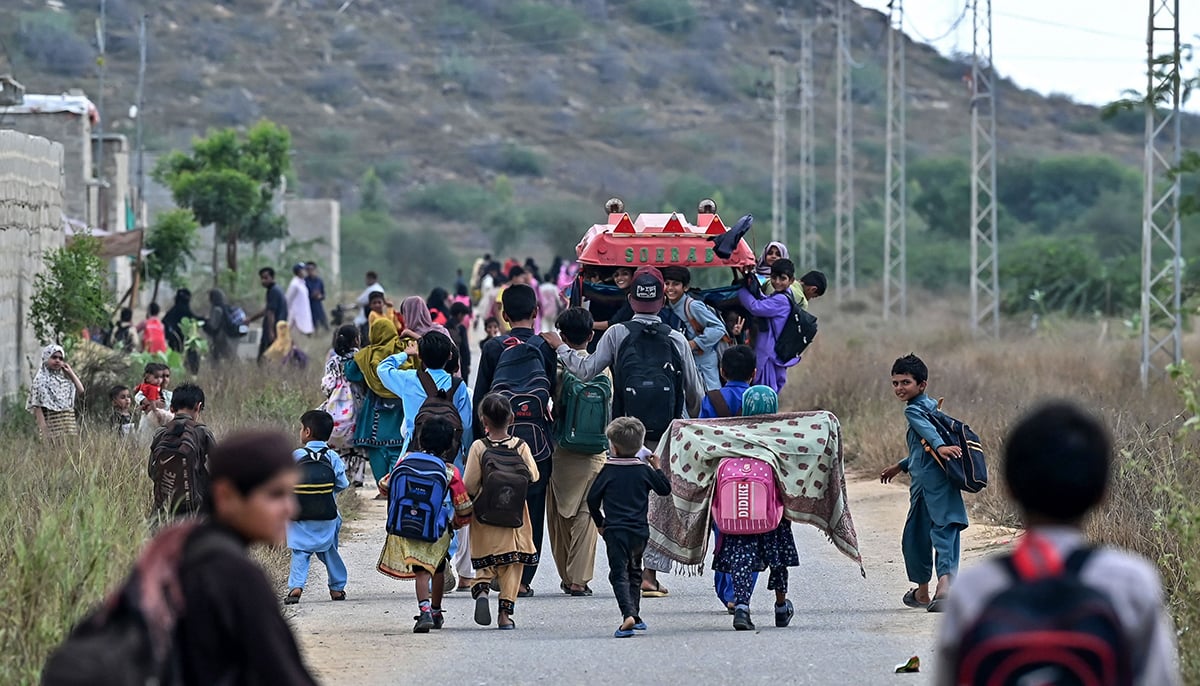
[345,318,406,491]
[27,344,84,441]
[262,321,308,368]
[710,385,799,631]
[322,324,366,486]
[400,295,449,340]
[202,288,236,363]
[464,393,539,630]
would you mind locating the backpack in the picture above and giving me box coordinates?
[41,522,242,686]
[224,306,248,337]
[473,437,532,528]
[554,368,612,454]
[411,370,464,460]
[294,447,338,521]
[955,537,1132,686]
[490,336,553,462]
[148,416,210,517]
[612,321,683,442]
[143,318,167,354]
[386,452,451,542]
[919,405,989,493]
[773,291,818,364]
[711,458,784,535]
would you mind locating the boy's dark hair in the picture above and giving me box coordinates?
[484,316,500,329]
[305,260,317,268]
[143,362,164,377]
[418,416,457,460]
[119,307,133,323]
[332,324,359,357]
[366,270,378,280]
[148,302,161,316]
[368,290,386,303]
[450,302,471,318]
[301,409,335,441]
[660,265,691,287]
[108,384,128,401]
[720,345,757,382]
[508,265,526,281]
[800,270,827,296]
[556,306,594,346]
[258,266,275,279]
[480,392,514,428]
[770,258,796,279]
[891,353,928,385]
[170,383,205,412]
[417,331,455,370]
[501,284,538,322]
[1004,401,1111,523]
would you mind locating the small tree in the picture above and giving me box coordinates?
[142,209,200,303]
[29,235,113,349]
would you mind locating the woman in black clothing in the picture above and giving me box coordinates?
[162,288,205,373]
[201,289,236,364]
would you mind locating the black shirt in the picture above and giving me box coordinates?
[471,326,557,440]
[264,284,288,326]
[586,460,672,538]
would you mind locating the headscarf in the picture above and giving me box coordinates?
[400,296,448,338]
[262,321,292,363]
[426,288,449,316]
[741,385,779,417]
[208,288,228,308]
[756,241,790,276]
[26,344,75,412]
[353,317,404,398]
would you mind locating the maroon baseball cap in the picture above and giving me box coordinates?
[629,266,665,314]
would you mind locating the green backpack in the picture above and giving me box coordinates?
[554,368,612,454]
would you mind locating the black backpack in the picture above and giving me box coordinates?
[955,542,1132,686]
[294,447,338,521]
[473,437,532,528]
[489,336,553,462]
[41,523,242,686]
[613,321,684,442]
[772,290,818,363]
[411,370,464,460]
[919,405,989,493]
[148,416,211,517]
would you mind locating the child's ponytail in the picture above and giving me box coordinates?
[333,324,359,357]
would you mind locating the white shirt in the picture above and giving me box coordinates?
[286,276,315,335]
[354,282,385,326]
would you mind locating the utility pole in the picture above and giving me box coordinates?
[797,20,816,269]
[134,14,147,219]
[834,0,855,301]
[883,0,906,320]
[969,0,999,336]
[1140,0,1183,385]
[94,0,108,230]
[771,50,787,246]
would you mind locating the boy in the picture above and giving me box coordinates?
[879,354,967,612]
[305,261,329,332]
[795,270,827,309]
[140,302,167,354]
[134,364,163,405]
[377,330,473,462]
[449,301,473,380]
[148,383,217,518]
[248,266,288,360]
[109,385,134,437]
[547,307,608,596]
[934,402,1180,685]
[699,345,756,419]
[736,258,802,394]
[110,307,139,352]
[483,316,501,343]
[661,266,726,392]
[587,417,672,638]
[285,410,350,605]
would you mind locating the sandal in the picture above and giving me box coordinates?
[498,619,516,630]
[569,585,593,597]
[517,586,535,598]
[902,588,929,609]
[329,590,346,601]
[283,588,302,605]
[641,581,669,598]
[927,597,947,613]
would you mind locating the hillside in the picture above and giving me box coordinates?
[2,0,1185,288]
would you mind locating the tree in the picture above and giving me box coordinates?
[153,121,291,282]
[29,235,113,349]
[142,209,200,303]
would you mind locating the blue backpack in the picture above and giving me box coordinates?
[386,452,451,542]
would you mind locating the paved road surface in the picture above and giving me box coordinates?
[290,479,1001,685]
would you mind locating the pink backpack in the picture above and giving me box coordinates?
[711,458,784,535]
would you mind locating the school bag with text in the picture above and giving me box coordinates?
[490,336,553,462]
[223,305,249,337]
[773,290,818,364]
[294,447,338,521]
[711,458,784,535]
[386,452,451,542]
[473,437,532,528]
[148,416,210,516]
[554,366,611,454]
[612,321,683,442]
[955,535,1132,686]
[411,370,464,460]
[919,399,989,493]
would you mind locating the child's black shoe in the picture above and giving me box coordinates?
[431,609,445,630]
[732,606,755,631]
[774,600,794,627]
[413,610,435,633]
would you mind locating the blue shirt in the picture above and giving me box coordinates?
[898,393,968,528]
[286,441,349,552]
[699,380,752,418]
[376,352,473,460]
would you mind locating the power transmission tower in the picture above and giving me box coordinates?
[1140,0,1184,385]
[969,0,998,336]
[771,50,787,246]
[797,20,816,269]
[883,0,906,320]
[834,0,855,301]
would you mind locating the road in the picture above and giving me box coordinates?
[289,478,1009,685]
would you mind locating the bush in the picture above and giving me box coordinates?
[523,198,597,257]
[30,236,112,350]
[358,42,406,78]
[17,11,95,77]
[406,182,496,220]
[523,72,562,105]
[497,2,585,48]
[204,89,261,126]
[629,0,697,34]
[472,143,545,177]
[308,66,359,108]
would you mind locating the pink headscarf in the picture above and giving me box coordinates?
[399,296,448,338]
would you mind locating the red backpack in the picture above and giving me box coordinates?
[143,318,167,354]
[711,458,783,535]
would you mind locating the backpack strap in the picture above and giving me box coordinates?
[683,297,705,336]
[1062,547,1094,576]
[706,389,733,418]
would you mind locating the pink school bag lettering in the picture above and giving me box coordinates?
[711,458,784,535]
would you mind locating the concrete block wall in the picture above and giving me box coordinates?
[0,130,66,403]
[3,111,92,225]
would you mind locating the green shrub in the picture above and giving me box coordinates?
[629,0,697,34]
[497,2,584,47]
[406,182,496,221]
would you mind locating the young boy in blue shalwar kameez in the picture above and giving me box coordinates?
[286,410,351,604]
[879,353,968,613]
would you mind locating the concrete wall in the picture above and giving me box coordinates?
[2,111,92,225]
[0,130,65,402]
[92,135,134,299]
[281,199,341,289]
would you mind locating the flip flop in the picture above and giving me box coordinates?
[560,581,571,594]
[474,596,491,626]
[518,586,535,598]
[613,626,635,638]
[902,588,929,609]
[632,618,648,631]
[498,620,516,630]
[569,585,594,597]
[641,582,669,598]
[927,597,947,613]
[283,588,302,605]
[329,590,346,601]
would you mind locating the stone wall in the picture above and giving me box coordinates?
[2,111,92,225]
[0,130,65,405]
